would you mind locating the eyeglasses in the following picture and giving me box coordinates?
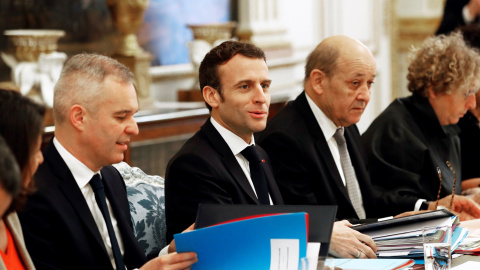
[463,89,476,100]
[434,161,456,210]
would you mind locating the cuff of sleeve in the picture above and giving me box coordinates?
[159,245,169,256]
[415,199,427,211]
[464,5,475,23]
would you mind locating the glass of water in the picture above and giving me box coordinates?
[422,225,452,270]
[300,256,334,270]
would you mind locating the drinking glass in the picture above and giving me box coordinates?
[422,225,452,270]
[300,256,334,270]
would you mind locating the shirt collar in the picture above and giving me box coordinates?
[305,92,340,141]
[53,137,98,189]
[210,117,253,155]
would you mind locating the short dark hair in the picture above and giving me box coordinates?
[460,23,480,49]
[0,89,45,212]
[0,134,21,216]
[198,41,266,111]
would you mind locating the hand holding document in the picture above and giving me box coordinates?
[352,210,467,259]
[329,220,377,259]
[174,212,309,270]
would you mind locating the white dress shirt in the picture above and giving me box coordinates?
[210,117,273,204]
[305,93,365,213]
[53,138,125,270]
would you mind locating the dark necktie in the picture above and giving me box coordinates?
[90,174,126,270]
[333,127,366,219]
[241,145,270,204]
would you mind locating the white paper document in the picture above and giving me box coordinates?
[270,239,299,270]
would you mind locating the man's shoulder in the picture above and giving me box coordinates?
[167,129,221,170]
[261,100,307,140]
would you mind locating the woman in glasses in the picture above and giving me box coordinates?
[362,32,480,220]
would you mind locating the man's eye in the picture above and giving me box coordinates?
[352,81,359,86]
[241,85,249,89]
[262,84,270,89]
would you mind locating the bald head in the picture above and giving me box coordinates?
[303,35,376,127]
[304,35,374,83]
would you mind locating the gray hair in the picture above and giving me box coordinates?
[304,42,339,83]
[407,32,480,96]
[53,53,135,124]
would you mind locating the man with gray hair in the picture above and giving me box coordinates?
[18,53,197,270]
[258,36,378,258]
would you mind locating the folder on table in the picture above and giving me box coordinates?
[194,204,337,257]
[352,209,454,233]
[175,212,308,270]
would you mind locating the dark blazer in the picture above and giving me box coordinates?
[165,118,283,242]
[18,139,146,270]
[257,92,377,221]
[362,94,462,217]
[436,0,474,35]
[458,110,480,180]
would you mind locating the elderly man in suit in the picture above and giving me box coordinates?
[18,53,197,270]
[258,36,378,258]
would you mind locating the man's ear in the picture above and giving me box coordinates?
[203,86,221,109]
[309,69,326,95]
[69,105,87,131]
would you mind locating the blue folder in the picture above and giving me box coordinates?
[174,212,308,270]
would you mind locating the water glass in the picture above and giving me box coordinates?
[422,225,452,270]
[300,256,334,270]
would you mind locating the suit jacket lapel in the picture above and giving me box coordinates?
[45,140,109,256]
[294,92,352,203]
[201,119,260,203]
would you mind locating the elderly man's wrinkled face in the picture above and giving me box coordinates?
[320,53,376,127]
[431,88,477,125]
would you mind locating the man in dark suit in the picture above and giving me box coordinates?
[18,53,197,270]
[258,36,378,258]
[165,41,283,242]
[165,40,377,259]
[436,0,480,35]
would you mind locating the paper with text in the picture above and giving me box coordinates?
[270,239,299,270]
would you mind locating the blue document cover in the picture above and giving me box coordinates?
[174,212,308,270]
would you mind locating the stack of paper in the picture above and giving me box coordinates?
[454,237,480,255]
[362,215,468,258]
[174,212,308,270]
[334,259,415,270]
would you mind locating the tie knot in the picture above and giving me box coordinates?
[333,127,346,145]
[89,174,103,191]
[241,145,262,163]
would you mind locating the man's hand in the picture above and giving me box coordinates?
[467,0,480,18]
[328,220,377,258]
[428,195,480,221]
[168,223,195,254]
[140,252,198,270]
